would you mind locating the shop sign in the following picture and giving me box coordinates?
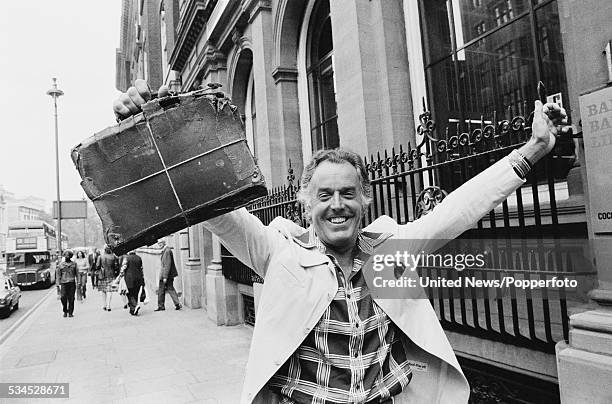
[580,85,612,233]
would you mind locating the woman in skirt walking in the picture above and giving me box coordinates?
[97,245,118,311]
[74,250,90,301]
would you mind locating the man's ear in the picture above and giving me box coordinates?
[304,204,313,224]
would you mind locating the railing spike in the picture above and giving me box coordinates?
[493,110,498,136]
[515,251,523,270]
[530,249,538,271]
[566,252,574,272]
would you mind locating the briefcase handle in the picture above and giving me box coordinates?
[116,82,227,122]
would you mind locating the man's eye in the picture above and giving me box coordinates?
[343,191,356,199]
[318,193,330,200]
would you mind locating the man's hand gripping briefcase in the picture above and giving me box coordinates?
[71,89,267,255]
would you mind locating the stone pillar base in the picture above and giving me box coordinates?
[205,262,242,326]
[182,259,202,309]
[253,282,263,316]
[557,308,612,403]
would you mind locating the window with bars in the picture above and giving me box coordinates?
[419,0,574,183]
[420,0,569,129]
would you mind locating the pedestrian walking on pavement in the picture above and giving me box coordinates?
[117,264,129,310]
[97,245,118,311]
[56,250,79,318]
[89,247,101,288]
[120,251,145,315]
[75,250,89,301]
[154,238,182,311]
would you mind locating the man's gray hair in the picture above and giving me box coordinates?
[297,148,372,220]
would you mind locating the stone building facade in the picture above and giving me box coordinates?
[117,0,612,400]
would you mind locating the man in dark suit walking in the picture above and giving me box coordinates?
[120,250,145,315]
[89,248,101,288]
[155,238,182,311]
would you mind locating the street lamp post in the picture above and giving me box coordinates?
[46,78,64,256]
[82,197,87,247]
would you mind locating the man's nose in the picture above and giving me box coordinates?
[330,192,344,209]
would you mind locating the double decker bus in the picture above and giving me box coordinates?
[5,221,67,288]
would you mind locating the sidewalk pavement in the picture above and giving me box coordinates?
[0,288,253,404]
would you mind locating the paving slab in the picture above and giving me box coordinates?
[0,288,253,404]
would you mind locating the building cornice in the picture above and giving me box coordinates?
[215,2,248,53]
[241,0,271,24]
[272,66,298,84]
[183,41,227,89]
[169,0,218,71]
[200,42,228,76]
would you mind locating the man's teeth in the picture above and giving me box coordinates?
[329,217,348,224]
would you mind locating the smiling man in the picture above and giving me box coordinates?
[305,156,366,273]
[113,80,566,403]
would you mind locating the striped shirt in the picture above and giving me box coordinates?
[268,229,413,403]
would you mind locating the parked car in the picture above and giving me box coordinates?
[0,273,21,318]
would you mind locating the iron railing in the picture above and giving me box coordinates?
[221,105,592,352]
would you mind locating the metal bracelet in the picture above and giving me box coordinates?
[509,149,531,179]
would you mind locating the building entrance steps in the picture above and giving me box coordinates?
[0,288,251,403]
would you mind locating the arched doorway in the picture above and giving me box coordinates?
[230,48,256,156]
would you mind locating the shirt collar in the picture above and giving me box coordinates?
[293,225,391,256]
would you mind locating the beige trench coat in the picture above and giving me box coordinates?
[204,157,524,403]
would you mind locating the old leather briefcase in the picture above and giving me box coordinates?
[71,89,267,255]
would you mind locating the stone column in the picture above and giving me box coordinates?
[172,230,189,301]
[555,2,612,403]
[556,120,612,402]
[205,234,241,325]
[182,225,202,309]
[271,66,303,183]
[329,0,415,155]
[557,306,612,404]
[243,0,290,187]
[199,225,213,310]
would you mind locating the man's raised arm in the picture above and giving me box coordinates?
[367,100,567,253]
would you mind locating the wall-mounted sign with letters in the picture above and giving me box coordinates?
[580,85,612,234]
